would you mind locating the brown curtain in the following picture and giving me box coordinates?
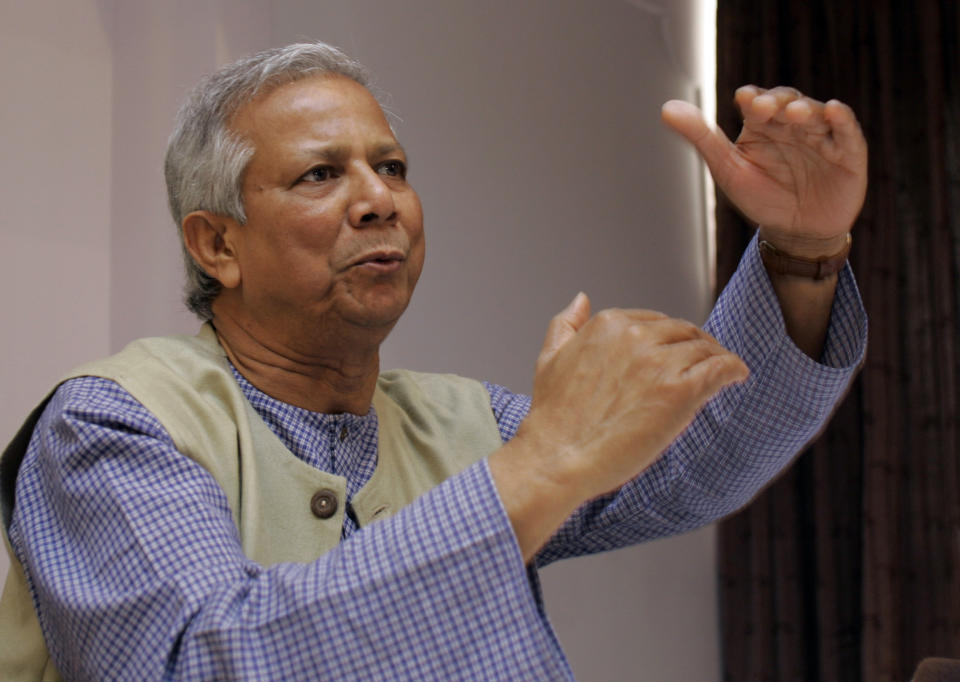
[715,2,960,681]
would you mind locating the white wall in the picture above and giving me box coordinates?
[0,0,114,590]
[108,0,274,346]
[1,1,720,679]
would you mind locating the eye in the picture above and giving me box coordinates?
[301,166,334,183]
[378,160,407,178]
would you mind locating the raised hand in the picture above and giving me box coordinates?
[662,86,867,251]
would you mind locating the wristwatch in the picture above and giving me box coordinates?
[758,233,852,280]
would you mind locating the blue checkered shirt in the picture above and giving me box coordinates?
[8,239,866,680]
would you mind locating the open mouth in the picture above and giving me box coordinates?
[365,255,402,265]
[352,249,405,270]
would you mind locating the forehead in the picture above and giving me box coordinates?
[229,74,396,150]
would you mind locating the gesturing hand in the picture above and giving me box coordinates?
[662,86,867,249]
[490,293,750,563]
[520,293,749,502]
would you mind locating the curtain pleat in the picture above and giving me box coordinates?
[715,2,960,680]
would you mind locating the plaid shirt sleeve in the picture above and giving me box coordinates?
[10,379,573,680]
[11,237,865,678]
[488,235,867,565]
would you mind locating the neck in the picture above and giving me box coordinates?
[210,308,385,415]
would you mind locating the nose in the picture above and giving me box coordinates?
[347,166,397,228]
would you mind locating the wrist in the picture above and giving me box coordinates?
[756,227,851,260]
[757,230,852,280]
[488,434,583,563]
[505,422,587,498]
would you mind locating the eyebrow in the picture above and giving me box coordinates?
[299,142,407,161]
[372,142,406,158]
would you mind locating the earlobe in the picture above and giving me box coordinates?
[182,211,242,289]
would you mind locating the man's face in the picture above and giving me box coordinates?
[224,74,425,340]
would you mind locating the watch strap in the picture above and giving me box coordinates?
[758,233,852,280]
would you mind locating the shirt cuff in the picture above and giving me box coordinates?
[710,233,867,375]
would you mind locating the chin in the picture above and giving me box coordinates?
[352,296,413,330]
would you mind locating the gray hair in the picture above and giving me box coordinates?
[164,42,371,320]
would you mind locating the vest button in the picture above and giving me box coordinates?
[310,489,339,519]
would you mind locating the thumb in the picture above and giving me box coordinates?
[538,292,591,367]
[661,99,735,188]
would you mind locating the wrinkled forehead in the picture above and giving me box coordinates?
[226,74,403,183]
[227,73,393,140]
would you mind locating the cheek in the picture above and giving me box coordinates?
[403,194,425,245]
[406,208,426,283]
[238,221,340,293]
[256,208,342,258]
[407,243,425,290]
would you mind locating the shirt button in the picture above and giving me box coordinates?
[339,426,348,442]
[310,489,339,519]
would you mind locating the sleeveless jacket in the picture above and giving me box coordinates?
[0,324,505,679]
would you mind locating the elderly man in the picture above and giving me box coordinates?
[0,42,866,679]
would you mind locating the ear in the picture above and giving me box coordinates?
[182,211,242,289]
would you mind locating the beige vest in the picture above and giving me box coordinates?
[0,324,504,680]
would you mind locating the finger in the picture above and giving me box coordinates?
[626,317,718,348]
[766,86,804,106]
[782,99,833,144]
[661,99,736,186]
[737,86,794,136]
[646,334,741,372]
[824,99,868,159]
[744,89,836,145]
[733,85,763,117]
[691,353,750,396]
[745,86,805,126]
[538,292,592,366]
[592,308,669,327]
[679,344,750,392]
[784,97,825,126]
